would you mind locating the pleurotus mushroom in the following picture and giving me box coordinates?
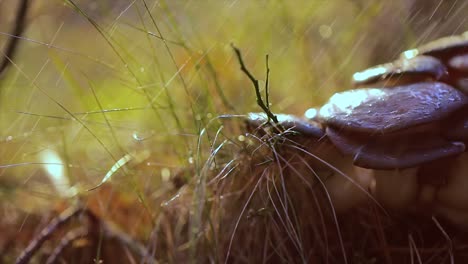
[244,112,329,171]
[401,31,468,61]
[319,82,468,134]
[325,126,465,170]
[318,82,468,209]
[245,112,324,138]
[241,31,468,219]
[352,56,448,87]
[449,54,468,72]
[400,32,468,93]
[412,152,468,228]
[245,112,375,213]
[448,54,468,93]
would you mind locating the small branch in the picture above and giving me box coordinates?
[15,207,85,264]
[15,206,157,264]
[264,54,271,122]
[100,219,157,264]
[45,227,88,264]
[0,0,30,78]
[231,44,278,124]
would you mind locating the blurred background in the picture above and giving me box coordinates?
[0,0,467,261]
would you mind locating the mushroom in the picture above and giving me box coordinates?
[428,106,468,228]
[315,153,375,214]
[245,112,324,138]
[245,112,375,214]
[318,82,468,209]
[401,31,468,61]
[416,152,468,229]
[400,32,468,93]
[448,54,468,93]
[319,82,467,133]
[352,56,448,87]
[245,112,329,170]
[455,78,468,94]
[449,53,468,72]
[325,127,465,170]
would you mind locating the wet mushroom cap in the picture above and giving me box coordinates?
[326,126,466,170]
[447,54,468,93]
[318,82,468,134]
[246,112,324,138]
[352,56,448,87]
[449,54,468,72]
[454,78,468,94]
[402,31,468,60]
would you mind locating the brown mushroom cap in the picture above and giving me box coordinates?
[449,54,468,72]
[318,82,468,134]
[246,112,324,138]
[402,31,468,61]
[454,78,468,94]
[326,126,465,170]
[352,56,448,87]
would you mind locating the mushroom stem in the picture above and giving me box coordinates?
[372,168,419,209]
[322,157,374,213]
[433,153,468,229]
[435,153,468,214]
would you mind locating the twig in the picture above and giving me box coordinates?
[231,44,278,124]
[0,0,30,78]
[100,220,158,264]
[15,207,85,264]
[45,227,88,264]
[15,206,157,264]
[265,54,271,120]
[80,209,158,264]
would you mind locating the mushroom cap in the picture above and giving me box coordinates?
[318,82,468,134]
[449,54,468,72]
[401,31,468,60]
[352,56,448,87]
[246,112,324,138]
[454,78,468,94]
[326,126,465,170]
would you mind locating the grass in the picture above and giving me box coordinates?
[0,0,467,263]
